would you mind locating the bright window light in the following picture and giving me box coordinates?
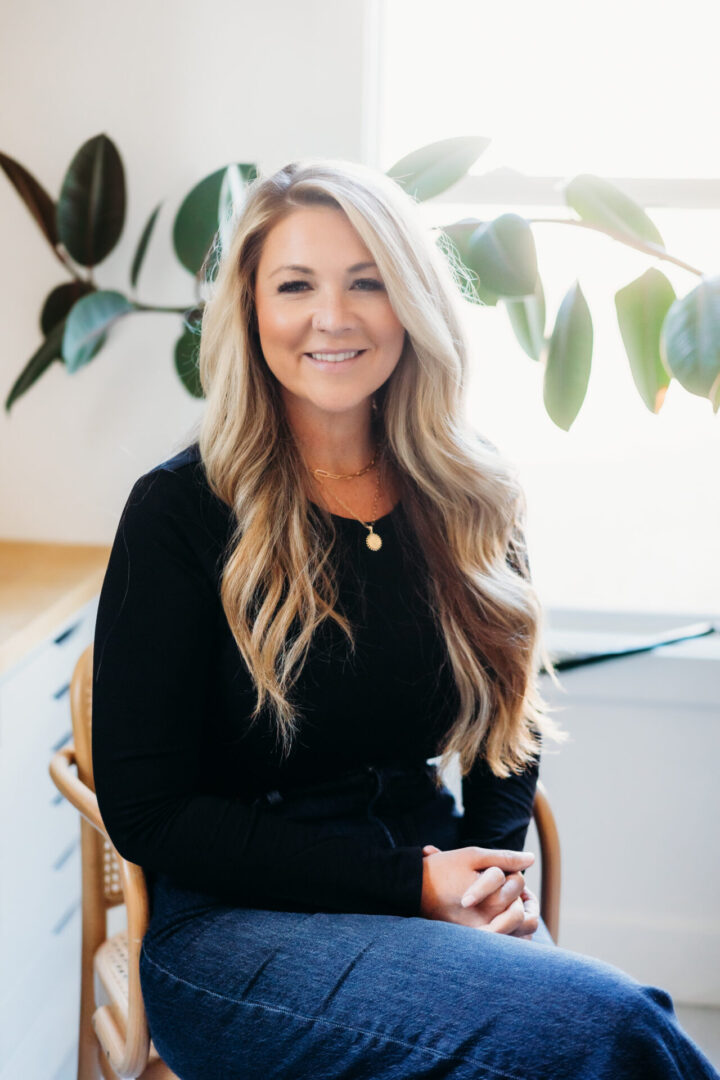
[376,1,720,616]
[378,0,720,179]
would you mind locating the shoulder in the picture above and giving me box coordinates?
[128,441,202,505]
[125,441,228,524]
[119,442,234,569]
[157,439,203,475]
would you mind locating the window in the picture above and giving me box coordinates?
[372,0,720,615]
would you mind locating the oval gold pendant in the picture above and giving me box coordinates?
[366,531,382,551]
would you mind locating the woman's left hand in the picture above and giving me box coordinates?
[422,845,539,941]
[507,885,540,941]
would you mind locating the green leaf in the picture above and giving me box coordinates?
[504,277,546,361]
[544,282,593,430]
[386,136,491,201]
[440,218,484,259]
[710,373,720,414]
[439,219,499,305]
[174,307,204,397]
[660,274,720,401]
[218,164,251,257]
[57,134,125,267]
[174,163,257,277]
[0,150,58,248]
[466,214,537,297]
[5,319,65,412]
[62,289,134,372]
[130,201,162,289]
[40,280,95,336]
[563,174,664,249]
[615,268,676,413]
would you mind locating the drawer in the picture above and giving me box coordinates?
[0,832,81,980]
[1,791,79,908]
[0,690,74,816]
[0,598,97,1072]
[0,600,96,714]
[0,902,80,1079]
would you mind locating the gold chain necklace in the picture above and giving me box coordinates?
[312,452,378,481]
[312,460,385,552]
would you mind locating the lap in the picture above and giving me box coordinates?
[138,766,714,1079]
[139,892,664,1080]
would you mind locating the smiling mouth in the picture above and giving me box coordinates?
[304,349,367,364]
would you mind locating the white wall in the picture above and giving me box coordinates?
[0,0,373,543]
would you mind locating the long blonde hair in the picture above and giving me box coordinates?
[195,157,565,782]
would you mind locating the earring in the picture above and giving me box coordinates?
[371,395,379,415]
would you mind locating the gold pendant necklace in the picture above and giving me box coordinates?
[311,455,384,551]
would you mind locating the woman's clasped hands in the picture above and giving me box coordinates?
[420,844,540,941]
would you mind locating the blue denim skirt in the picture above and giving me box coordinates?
[139,762,718,1080]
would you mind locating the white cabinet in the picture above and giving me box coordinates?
[440,607,720,1005]
[0,597,98,1080]
[525,608,720,1006]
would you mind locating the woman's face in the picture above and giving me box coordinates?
[254,206,406,420]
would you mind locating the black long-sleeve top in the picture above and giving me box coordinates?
[91,442,539,917]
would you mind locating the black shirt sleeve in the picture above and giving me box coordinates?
[91,468,425,916]
[458,755,539,852]
[457,516,539,853]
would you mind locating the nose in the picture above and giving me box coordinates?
[311,287,358,334]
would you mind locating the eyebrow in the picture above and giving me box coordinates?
[269,261,379,278]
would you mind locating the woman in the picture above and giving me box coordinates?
[92,158,718,1079]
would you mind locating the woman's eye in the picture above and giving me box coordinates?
[277,281,309,293]
[277,278,385,294]
[355,278,385,290]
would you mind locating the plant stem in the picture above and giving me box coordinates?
[52,244,89,281]
[434,217,703,277]
[132,301,195,314]
[524,217,703,276]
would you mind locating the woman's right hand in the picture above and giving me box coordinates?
[420,846,534,929]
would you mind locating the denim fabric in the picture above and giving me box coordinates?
[140,762,718,1079]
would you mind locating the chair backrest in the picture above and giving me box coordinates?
[533,781,561,942]
[51,643,173,1079]
[71,643,124,911]
[70,642,94,785]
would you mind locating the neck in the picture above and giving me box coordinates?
[284,396,378,474]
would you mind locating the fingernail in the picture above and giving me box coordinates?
[460,894,474,907]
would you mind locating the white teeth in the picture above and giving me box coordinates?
[309,350,362,362]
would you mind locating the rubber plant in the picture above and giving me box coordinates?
[1,133,718,428]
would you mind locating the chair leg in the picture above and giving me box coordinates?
[77,818,108,1080]
[98,1049,120,1080]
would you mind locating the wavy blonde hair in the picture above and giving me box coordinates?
[194,156,565,783]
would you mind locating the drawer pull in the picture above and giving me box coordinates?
[52,899,80,935]
[53,837,79,871]
[52,681,71,700]
[53,621,82,646]
[51,730,73,753]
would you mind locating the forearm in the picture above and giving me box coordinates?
[96,779,425,915]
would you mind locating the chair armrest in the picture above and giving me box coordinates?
[533,779,561,943]
[49,746,107,837]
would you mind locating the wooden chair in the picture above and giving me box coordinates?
[49,643,562,1080]
[49,642,177,1080]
